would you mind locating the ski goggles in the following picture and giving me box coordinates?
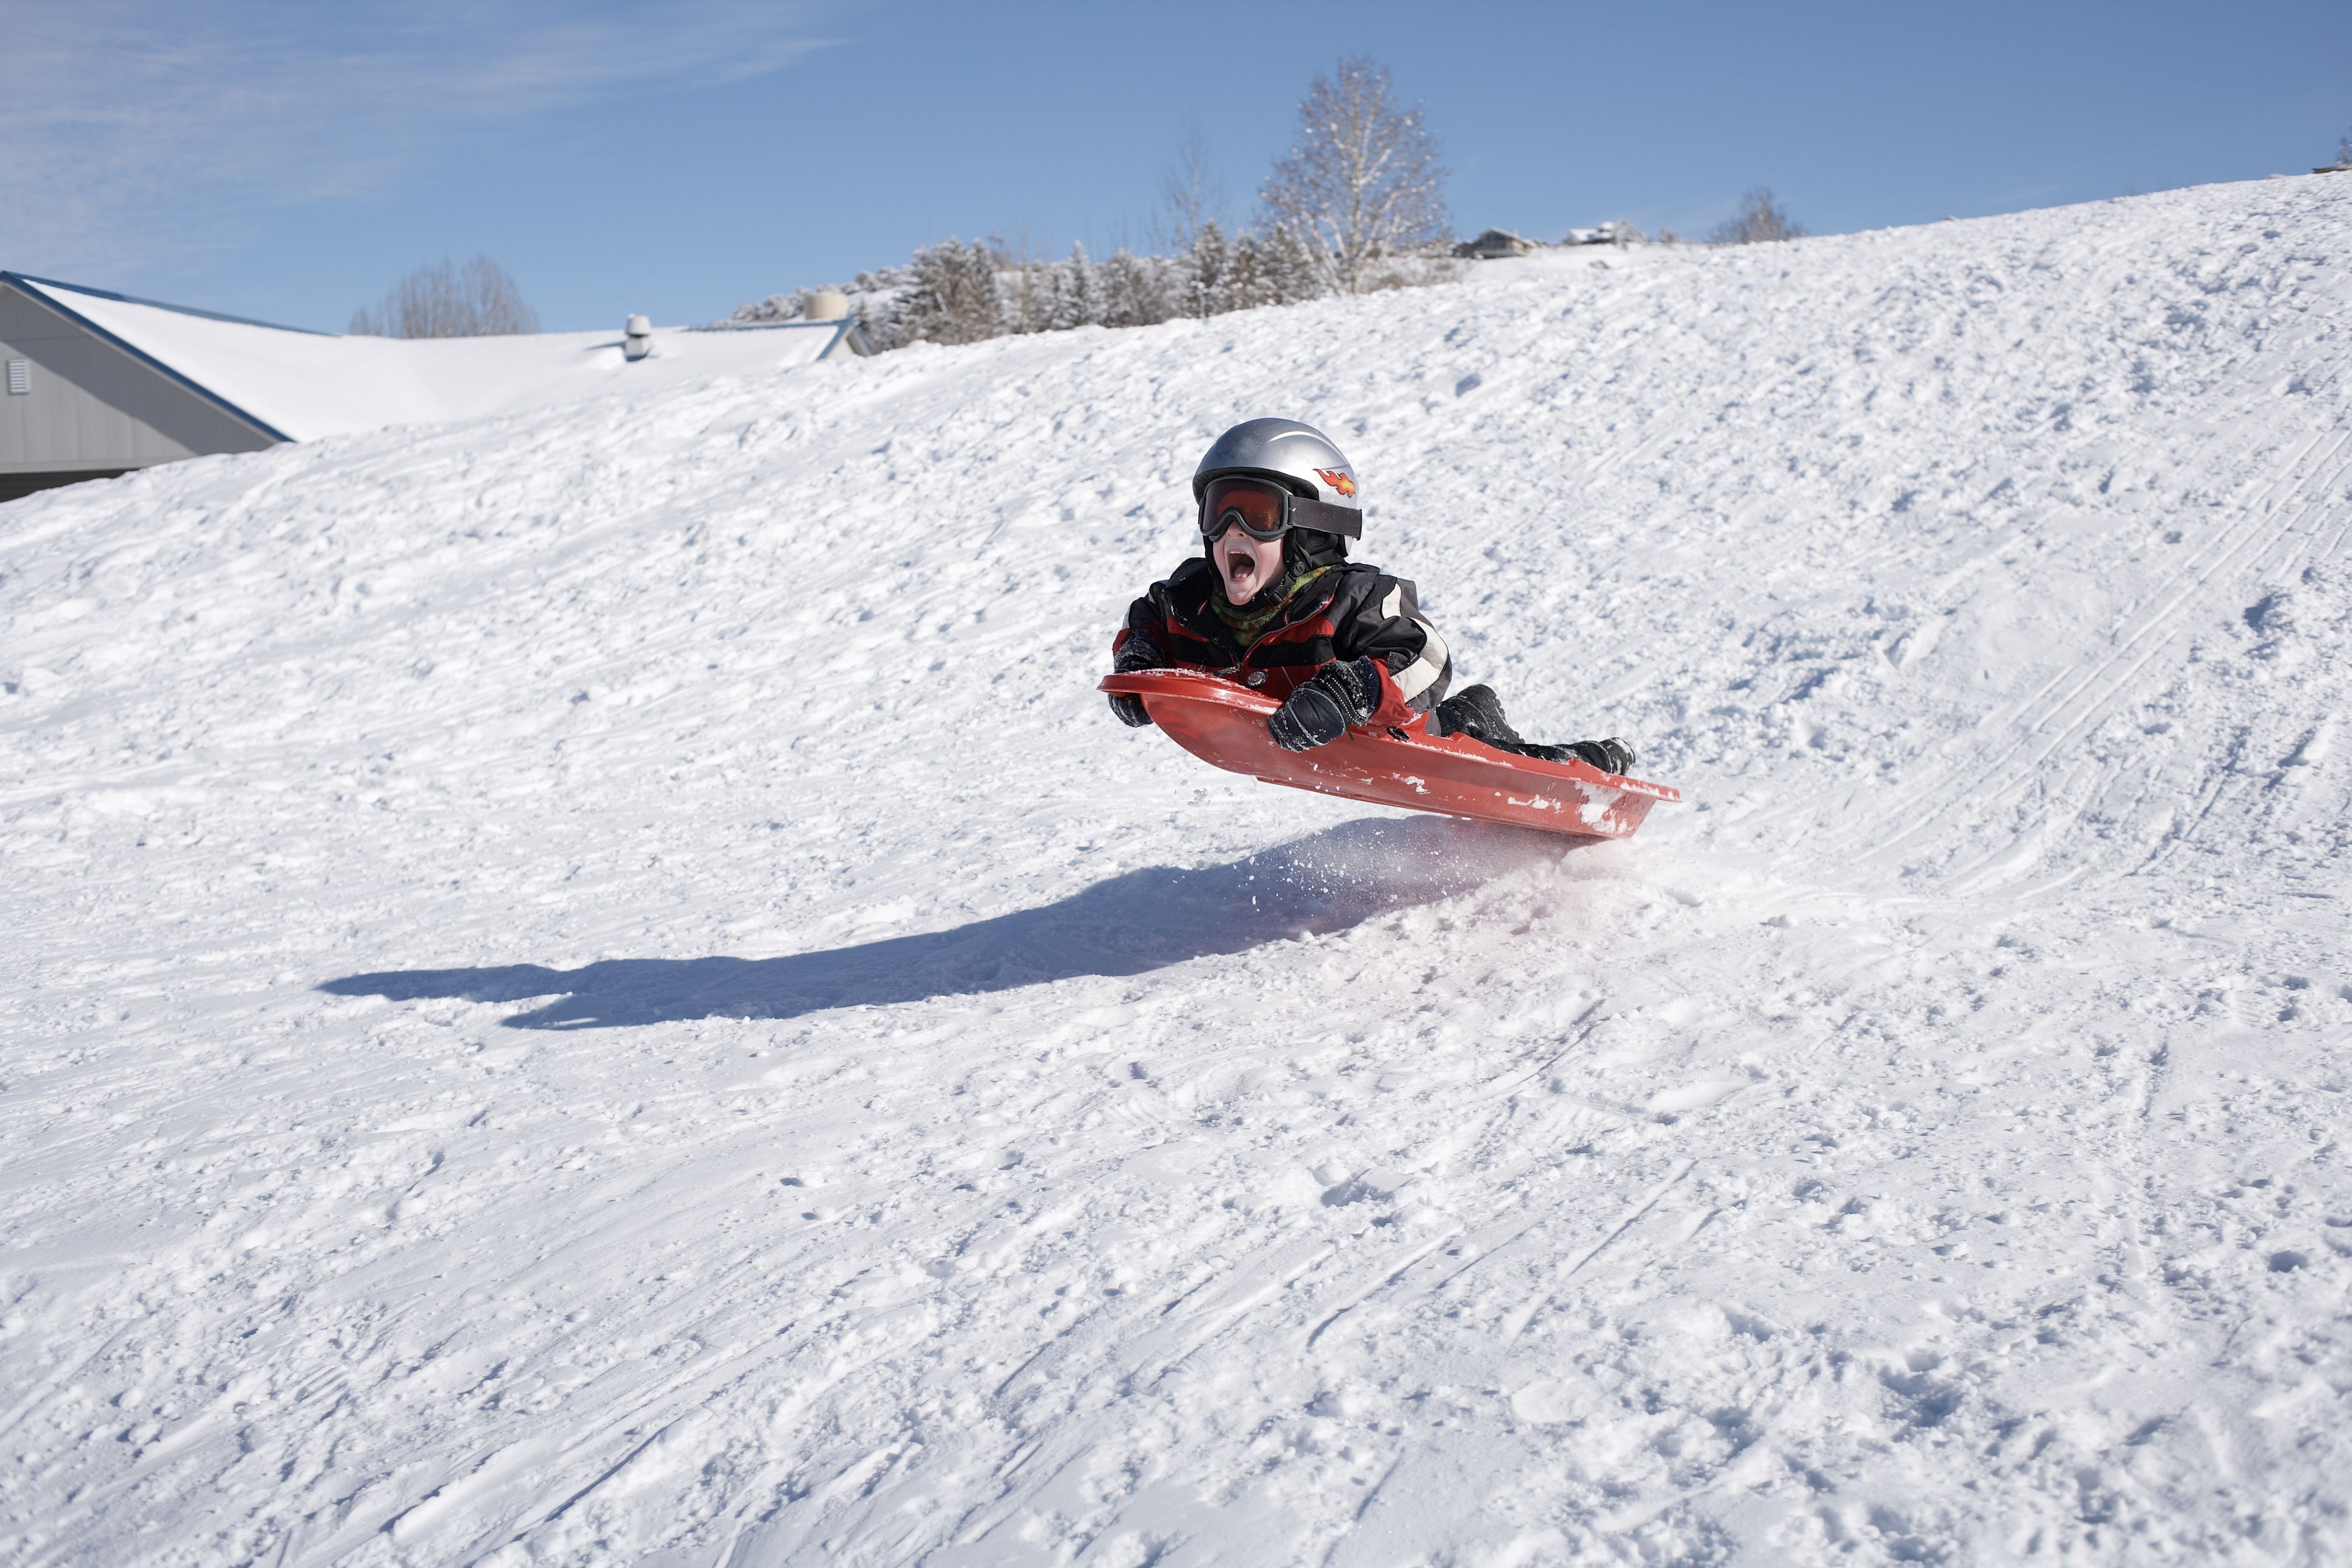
[1198,475,1363,542]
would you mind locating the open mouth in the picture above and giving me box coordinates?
[1222,544,1258,586]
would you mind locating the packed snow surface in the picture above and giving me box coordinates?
[5,178,2351,1566]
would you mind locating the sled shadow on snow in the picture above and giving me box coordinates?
[320,816,1583,1030]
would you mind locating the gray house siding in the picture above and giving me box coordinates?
[1,281,277,497]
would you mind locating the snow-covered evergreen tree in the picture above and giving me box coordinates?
[1054,243,1104,331]
[1259,225,1321,307]
[1216,231,1265,315]
[900,239,1004,345]
[1002,243,1060,337]
[1185,223,1232,319]
[1099,249,1177,329]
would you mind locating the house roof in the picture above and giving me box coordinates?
[2,272,860,445]
[1454,229,1537,259]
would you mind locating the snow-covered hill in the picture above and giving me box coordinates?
[5,176,2349,1566]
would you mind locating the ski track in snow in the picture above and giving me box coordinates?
[4,177,2351,1566]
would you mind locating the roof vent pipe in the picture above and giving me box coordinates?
[803,290,849,322]
[623,313,653,361]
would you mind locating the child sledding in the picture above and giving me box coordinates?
[1102,418,1676,839]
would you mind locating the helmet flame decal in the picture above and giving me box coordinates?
[1314,467,1357,499]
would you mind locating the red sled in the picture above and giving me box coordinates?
[1100,669,1679,841]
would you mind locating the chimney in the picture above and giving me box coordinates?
[803,290,850,322]
[623,313,653,361]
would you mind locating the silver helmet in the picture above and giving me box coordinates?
[1192,418,1363,539]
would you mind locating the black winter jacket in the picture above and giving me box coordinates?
[1114,558,1452,725]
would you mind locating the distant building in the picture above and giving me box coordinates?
[0,271,868,503]
[1453,229,1539,261]
[1564,221,1645,247]
[1,274,279,501]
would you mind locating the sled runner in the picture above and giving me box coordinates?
[1100,669,1679,839]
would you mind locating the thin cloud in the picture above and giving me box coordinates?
[0,1,859,277]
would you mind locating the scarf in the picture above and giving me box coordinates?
[1211,565,1333,648]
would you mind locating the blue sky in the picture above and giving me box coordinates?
[7,0,2347,333]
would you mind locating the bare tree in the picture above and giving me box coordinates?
[1259,57,1449,295]
[1707,188,1807,247]
[351,254,539,337]
[1153,121,1226,257]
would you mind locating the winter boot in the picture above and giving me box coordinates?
[1429,684,1524,746]
[1564,738,1637,776]
[1483,737,1636,773]
[1433,687,1636,776]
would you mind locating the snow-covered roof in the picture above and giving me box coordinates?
[4,273,859,444]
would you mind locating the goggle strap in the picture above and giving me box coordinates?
[1289,496,1363,539]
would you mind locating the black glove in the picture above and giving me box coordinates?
[1269,657,1380,753]
[1108,629,1163,728]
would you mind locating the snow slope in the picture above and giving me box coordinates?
[4,176,2350,1566]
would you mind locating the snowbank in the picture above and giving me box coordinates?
[3,177,2349,1566]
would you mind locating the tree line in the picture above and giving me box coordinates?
[730,57,1459,349]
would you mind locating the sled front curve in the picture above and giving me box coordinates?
[1101,669,1679,840]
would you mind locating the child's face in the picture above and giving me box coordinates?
[1211,519,1286,603]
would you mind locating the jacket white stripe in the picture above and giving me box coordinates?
[1394,617,1449,702]
[1377,585,1448,704]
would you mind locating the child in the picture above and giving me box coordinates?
[1109,418,1635,775]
